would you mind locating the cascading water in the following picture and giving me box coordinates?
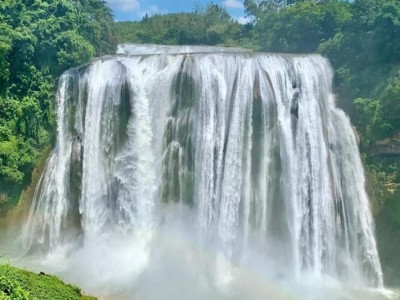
[19,45,384,299]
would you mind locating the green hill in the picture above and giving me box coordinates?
[0,264,96,300]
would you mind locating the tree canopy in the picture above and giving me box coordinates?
[0,0,115,187]
[114,5,256,48]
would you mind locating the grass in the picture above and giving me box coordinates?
[0,264,97,300]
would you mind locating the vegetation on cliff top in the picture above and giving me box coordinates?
[115,4,255,48]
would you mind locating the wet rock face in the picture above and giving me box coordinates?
[370,135,400,158]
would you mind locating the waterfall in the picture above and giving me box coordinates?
[21,45,383,296]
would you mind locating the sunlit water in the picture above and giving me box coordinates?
[2,45,397,300]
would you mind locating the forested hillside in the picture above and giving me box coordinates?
[114,4,255,48]
[0,0,116,210]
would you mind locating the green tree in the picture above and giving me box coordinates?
[114,4,256,48]
[252,0,351,52]
[0,0,115,191]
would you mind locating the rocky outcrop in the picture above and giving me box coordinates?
[369,135,400,157]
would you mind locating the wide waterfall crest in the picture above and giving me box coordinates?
[21,45,383,298]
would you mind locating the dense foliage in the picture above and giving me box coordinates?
[0,0,115,198]
[114,5,255,48]
[0,264,96,299]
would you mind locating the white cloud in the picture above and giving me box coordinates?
[106,0,140,12]
[236,16,249,24]
[222,0,244,9]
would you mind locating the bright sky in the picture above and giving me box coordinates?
[106,0,247,23]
